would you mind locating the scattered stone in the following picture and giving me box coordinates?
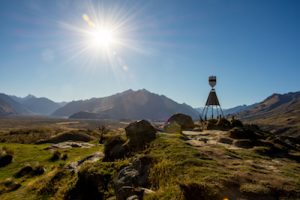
[0,154,13,167]
[167,113,195,130]
[125,120,156,151]
[164,122,182,133]
[127,195,139,200]
[0,178,21,194]
[44,142,95,150]
[231,119,243,127]
[14,165,44,178]
[65,152,104,172]
[229,127,250,139]
[205,119,218,130]
[216,118,232,130]
[234,139,254,149]
[218,137,233,145]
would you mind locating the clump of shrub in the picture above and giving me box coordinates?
[0,127,61,144]
[62,153,68,161]
[49,150,69,162]
[0,147,14,167]
[50,150,62,162]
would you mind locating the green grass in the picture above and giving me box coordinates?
[144,133,300,199]
[0,143,102,180]
[1,129,300,200]
[0,142,102,200]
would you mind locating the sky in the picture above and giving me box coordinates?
[0,0,299,108]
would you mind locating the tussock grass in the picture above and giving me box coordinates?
[144,133,300,199]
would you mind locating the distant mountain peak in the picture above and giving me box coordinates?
[53,89,199,120]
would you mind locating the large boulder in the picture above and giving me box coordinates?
[167,113,194,130]
[125,120,156,151]
[103,136,128,162]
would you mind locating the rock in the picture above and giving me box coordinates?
[44,142,95,150]
[65,152,104,172]
[229,127,251,139]
[218,137,233,145]
[164,122,182,133]
[206,119,218,130]
[234,139,254,149]
[125,120,156,151]
[0,178,21,194]
[168,113,194,130]
[103,136,128,162]
[114,156,152,200]
[231,119,243,127]
[14,165,32,178]
[0,154,13,167]
[66,168,111,200]
[216,118,232,130]
[36,131,94,144]
[127,195,139,200]
[14,165,44,178]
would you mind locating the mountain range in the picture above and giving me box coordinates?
[0,94,63,116]
[53,89,199,120]
[0,90,299,127]
[237,92,300,126]
[195,104,257,117]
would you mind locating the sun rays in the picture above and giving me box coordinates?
[58,1,141,75]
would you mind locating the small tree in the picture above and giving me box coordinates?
[98,125,108,144]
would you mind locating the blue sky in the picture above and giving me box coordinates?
[0,0,299,108]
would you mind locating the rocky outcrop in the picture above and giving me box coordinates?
[167,113,194,130]
[125,120,156,151]
[114,156,152,200]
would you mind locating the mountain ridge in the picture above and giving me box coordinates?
[237,91,300,135]
[53,89,200,120]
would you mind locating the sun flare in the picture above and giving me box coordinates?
[82,14,119,51]
[87,27,117,49]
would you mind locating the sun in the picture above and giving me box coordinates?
[87,27,117,50]
[81,14,119,51]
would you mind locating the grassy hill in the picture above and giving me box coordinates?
[0,117,299,199]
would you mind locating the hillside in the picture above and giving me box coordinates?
[10,95,63,116]
[53,89,199,120]
[0,94,32,116]
[238,91,300,134]
[0,118,299,200]
[196,104,256,117]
